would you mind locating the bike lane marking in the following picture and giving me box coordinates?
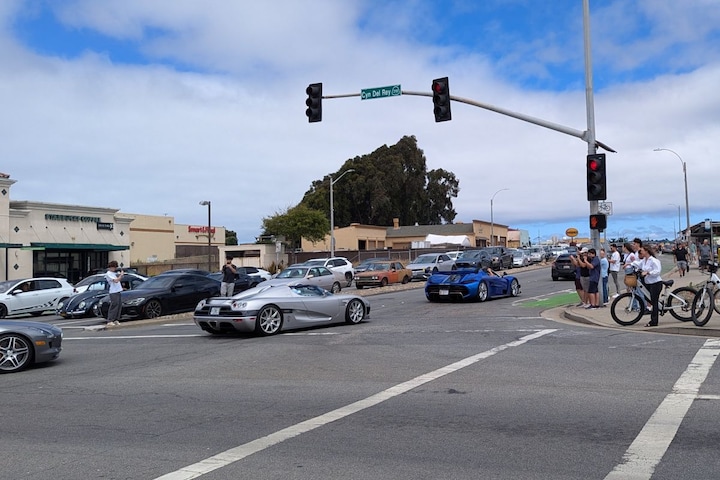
[605,338,720,480]
[153,328,558,480]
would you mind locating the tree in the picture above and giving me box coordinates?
[300,135,459,227]
[225,230,238,246]
[261,204,329,251]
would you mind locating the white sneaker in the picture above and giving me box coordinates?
[612,294,619,298]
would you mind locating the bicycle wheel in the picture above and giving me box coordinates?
[667,287,697,322]
[691,288,715,327]
[714,285,720,315]
[611,292,645,326]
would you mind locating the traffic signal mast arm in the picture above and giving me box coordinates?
[321,89,616,152]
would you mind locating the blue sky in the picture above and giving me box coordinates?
[1,0,719,245]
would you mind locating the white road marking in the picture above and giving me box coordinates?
[153,329,557,480]
[605,338,720,480]
[63,334,205,340]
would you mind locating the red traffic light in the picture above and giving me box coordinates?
[588,158,600,171]
[589,214,607,231]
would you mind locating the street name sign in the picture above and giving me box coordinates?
[361,84,401,100]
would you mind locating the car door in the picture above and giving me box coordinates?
[387,262,401,284]
[33,279,68,312]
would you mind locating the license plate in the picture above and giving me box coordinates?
[439,288,449,296]
[210,307,220,315]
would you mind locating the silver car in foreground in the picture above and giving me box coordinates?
[0,320,63,373]
[193,283,370,336]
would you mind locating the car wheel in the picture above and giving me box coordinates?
[331,282,342,294]
[256,305,283,336]
[144,299,162,319]
[0,304,7,319]
[552,275,558,281]
[345,299,366,324]
[380,278,388,287]
[477,282,489,302]
[356,284,364,289]
[0,333,34,373]
[510,279,520,297]
[401,275,410,284]
[345,272,353,287]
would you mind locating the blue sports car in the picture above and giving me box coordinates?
[425,268,521,302]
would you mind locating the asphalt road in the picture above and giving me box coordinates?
[3,267,720,480]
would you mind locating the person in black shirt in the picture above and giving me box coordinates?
[221,258,237,297]
[672,242,689,277]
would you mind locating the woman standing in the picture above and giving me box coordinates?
[637,245,663,327]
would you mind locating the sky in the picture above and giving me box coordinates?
[1,0,719,245]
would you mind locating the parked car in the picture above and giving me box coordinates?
[355,261,411,289]
[551,254,576,281]
[425,268,521,302]
[512,249,530,268]
[95,273,220,320]
[480,247,514,270]
[58,274,147,318]
[157,268,212,276]
[355,257,390,274]
[72,272,147,294]
[408,253,456,281]
[207,272,264,294]
[234,266,272,282]
[265,265,343,293]
[454,250,492,270]
[525,246,546,264]
[302,257,355,287]
[0,320,63,373]
[445,251,464,261]
[194,283,371,336]
[0,277,74,318]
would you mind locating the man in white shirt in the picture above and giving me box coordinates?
[104,260,124,327]
[608,244,622,297]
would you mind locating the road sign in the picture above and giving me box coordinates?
[361,85,401,100]
[565,228,578,237]
[598,201,613,215]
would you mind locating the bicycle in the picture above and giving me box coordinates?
[610,268,697,326]
[691,261,720,326]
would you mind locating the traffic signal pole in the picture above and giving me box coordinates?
[582,0,601,251]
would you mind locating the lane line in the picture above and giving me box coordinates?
[63,334,206,340]
[154,329,558,480]
[605,338,720,480]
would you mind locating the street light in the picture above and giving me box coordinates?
[490,188,509,246]
[199,200,212,272]
[654,148,690,240]
[329,169,355,257]
[668,203,681,240]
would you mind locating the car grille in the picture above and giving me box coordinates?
[426,284,470,299]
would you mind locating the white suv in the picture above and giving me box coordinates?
[0,277,74,318]
[302,257,355,287]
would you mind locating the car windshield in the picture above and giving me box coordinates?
[369,263,390,271]
[136,276,177,289]
[513,251,524,258]
[0,280,24,294]
[75,274,104,287]
[459,251,483,259]
[303,260,326,267]
[411,255,437,264]
[277,267,308,279]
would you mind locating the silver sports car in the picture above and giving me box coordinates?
[0,320,63,373]
[193,283,370,336]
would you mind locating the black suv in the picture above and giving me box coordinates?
[480,247,513,270]
[551,254,575,281]
[455,250,492,269]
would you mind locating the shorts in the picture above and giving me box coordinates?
[580,276,590,292]
[677,260,687,270]
[587,280,599,294]
[575,278,583,291]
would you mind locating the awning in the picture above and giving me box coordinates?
[29,243,130,251]
[0,243,23,248]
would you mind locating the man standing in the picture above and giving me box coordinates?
[699,239,712,273]
[221,257,237,297]
[673,242,689,277]
[105,260,124,327]
[608,244,622,297]
[580,248,601,309]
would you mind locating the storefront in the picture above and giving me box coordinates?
[1,174,132,282]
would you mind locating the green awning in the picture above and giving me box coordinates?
[29,243,130,251]
[0,243,23,248]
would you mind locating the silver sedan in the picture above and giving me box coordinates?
[194,283,370,336]
[0,320,63,373]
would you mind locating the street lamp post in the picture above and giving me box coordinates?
[490,188,509,247]
[329,169,355,257]
[199,201,212,272]
[654,148,690,240]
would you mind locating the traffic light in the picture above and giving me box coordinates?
[589,214,607,231]
[432,77,451,122]
[586,153,607,200]
[305,83,322,123]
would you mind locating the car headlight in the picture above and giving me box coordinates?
[370,275,379,280]
[196,299,207,309]
[78,300,86,309]
[230,300,248,311]
[125,297,145,306]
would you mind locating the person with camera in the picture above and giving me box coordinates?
[105,260,124,327]
[221,257,237,297]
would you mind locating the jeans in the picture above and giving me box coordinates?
[221,282,235,297]
[602,276,609,304]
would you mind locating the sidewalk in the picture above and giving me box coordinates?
[561,261,720,337]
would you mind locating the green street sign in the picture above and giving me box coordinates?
[360,84,401,100]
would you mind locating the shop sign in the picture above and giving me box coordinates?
[188,226,215,234]
[97,222,114,231]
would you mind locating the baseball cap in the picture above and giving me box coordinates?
[580,247,589,253]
